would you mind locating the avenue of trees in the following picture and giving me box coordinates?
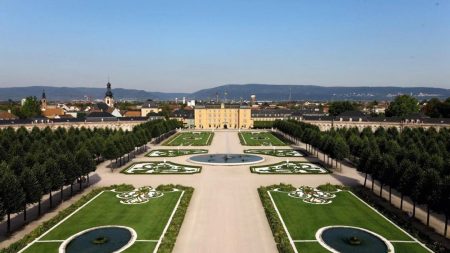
[274,119,450,236]
[0,119,180,233]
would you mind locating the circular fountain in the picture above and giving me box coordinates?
[59,226,137,253]
[315,226,394,253]
[188,154,264,166]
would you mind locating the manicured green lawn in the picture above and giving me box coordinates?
[270,190,430,253]
[23,190,182,253]
[163,132,213,146]
[239,132,286,146]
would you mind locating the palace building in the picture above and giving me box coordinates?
[194,103,252,129]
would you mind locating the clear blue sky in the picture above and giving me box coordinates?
[0,0,449,92]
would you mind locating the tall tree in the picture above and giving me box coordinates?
[328,101,357,116]
[44,158,64,208]
[385,95,419,117]
[19,167,42,221]
[0,163,25,233]
[75,148,95,185]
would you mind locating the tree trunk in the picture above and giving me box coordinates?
[87,174,90,185]
[379,183,383,197]
[426,205,430,226]
[7,213,11,233]
[38,199,41,216]
[24,204,27,221]
[445,214,448,237]
[49,191,53,208]
[400,194,404,210]
[412,201,416,218]
[60,186,64,203]
[371,177,374,191]
[79,177,82,190]
[389,186,392,204]
[364,173,368,187]
[70,183,73,196]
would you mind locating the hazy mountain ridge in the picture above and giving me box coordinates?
[0,84,449,101]
[191,84,450,101]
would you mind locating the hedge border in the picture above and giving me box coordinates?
[258,184,296,253]
[155,184,194,253]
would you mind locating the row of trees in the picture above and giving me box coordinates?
[274,120,450,236]
[0,119,181,233]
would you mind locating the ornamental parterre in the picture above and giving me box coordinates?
[146,149,208,157]
[122,161,201,174]
[115,186,164,204]
[285,186,337,204]
[251,161,329,174]
[244,149,304,157]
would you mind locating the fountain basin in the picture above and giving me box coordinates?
[188,154,264,166]
[315,226,394,253]
[59,226,137,253]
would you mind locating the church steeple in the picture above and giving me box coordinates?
[40,89,47,110]
[104,82,114,108]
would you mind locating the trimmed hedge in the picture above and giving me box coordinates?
[253,121,274,129]
[258,184,296,253]
[156,184,194,253]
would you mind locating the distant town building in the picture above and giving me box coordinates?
[39,90,67,119]
[42,108,66,119]
[172,109,195,128]
[141,102,161,117]
[123,110,142,117]
[0,110,18,120]
[194,103,252,129]
[187,100,196,107]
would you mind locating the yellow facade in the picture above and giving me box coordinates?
[194,103,252,129]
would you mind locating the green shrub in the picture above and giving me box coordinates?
[157,185,194,253]
[258,184,295,253]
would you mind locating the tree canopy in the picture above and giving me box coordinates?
[328,101,358,116]
[385,95,419,117]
